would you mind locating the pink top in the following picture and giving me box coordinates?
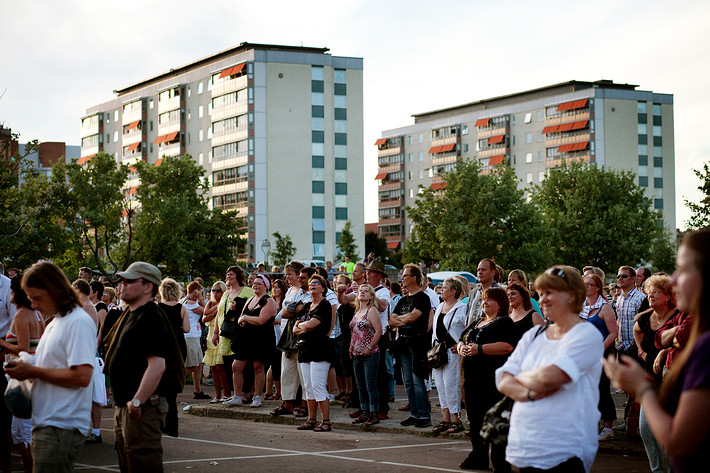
[349,310,379,356]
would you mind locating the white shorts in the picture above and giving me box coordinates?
[11,416,31,445]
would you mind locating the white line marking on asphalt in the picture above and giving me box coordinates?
[380,461,465,472]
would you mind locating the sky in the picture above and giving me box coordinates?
[2,0,709,230]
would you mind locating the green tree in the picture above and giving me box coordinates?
[365,231,390,262]
[336,221,358,261]
[531,161,666,274]
[133,154,243,279]
[404,160,553,273]
[272,231,296,266]
[685,162,710,230]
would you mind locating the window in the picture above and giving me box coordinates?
[312,206,325,218]
[654,167,663,178]
[313,245,325,257]
[311,93,324,106]
[654,156,663,167]
[312,156,324,168]
[312,181,325,193]
[653,136,662,146]
[198,105,203,118]
[524,113,532,123]
[462,125,468,135]
[311,80,324,93]
[537,111,544,121]
[312,219,325,231]
[312,131,325,143]
[525,152,532,163]
[334,96,346,108]
[638,155,648,166]
[114,110,119,121]
[312,118,324,130]
[334,108,347,120]
[638,124,647,135]
[312,231,325,244]
[311,105,324,118]
[408,136,412,144]
[653,115,662,126]
[539,171,546,182]
[637,102,647,114]
[538,131,544,142]
[654,178,663,188]
[525,133,532,144]
[149,99,154,109]
[334,133,347,145]
[335,183,347,195]
[638,145,648,155]
[106,133,110,143]
[198,130,203,142]
[335,207,347,220]
[198,82,203,94]
[334,83,346,96]
[653,146,662,157]
[149,121,153,132]
[199,153,203,165]
[105,113,110,123]
[526,172,533,184]
[654,198,663,209]
[408,153,413,162]
[311,66,324,81]
[638,135,648,145]
[334,69,346,83]
[418,134,423,144]
[408,171,412,180]
[418,169,424,179]
[113,131,118,142]
[653,126,661,136]
[652,104,661,115]
[638,165,648,177]
[538,151,544,162]
[639,176,648,187]
[418,152,423,161]
[334,145,347,157]
[312,168,324,181]
[638,113,648,124]
[463,144,469,153]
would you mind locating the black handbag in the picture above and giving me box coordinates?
[277,316,299,357]
[220,296,247,339]
[426,306,458,369]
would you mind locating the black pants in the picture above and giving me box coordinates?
[463,378,510,472]
[519,456,584,473]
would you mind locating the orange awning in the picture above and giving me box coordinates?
[374,138,387,146]
[558,144,573,152]
[374,172,387,180]
[488,135,505,144]
[219,63,246,79]
[431,182,447,190]
[127,142,140,152]
[126,120,140,131]
[128,186,139,195]
[489,155,505,165]
[387,242,400,249]
[570,120,589,130]
[428,146,441,153]
[154,132,178,145]
[571,141,590,151]
[475,118,490,127]
[154,158,163,167]
[542,125,559,134]
[129,166,137,172]
[77,154,95,165]
[557,99,588,112]
[440,143,455,152]
[557,122,574,132]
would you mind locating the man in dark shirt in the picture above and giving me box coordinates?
[104,262,184,472]
[389,264,433,428]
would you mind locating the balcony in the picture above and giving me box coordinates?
[378,180,405,191]
[431,135,458,147]
[122,108,142,124]
[157,142,181,158]
[432,154,458,166]
[545,110,590,125]
[81,145,99,157]
[211,127,248,147]
[121,155,143,167]
[123,128,142,145]
[378,154,404,167]
[211,75,248,97]
[378,163,404,174]
[213,202,248,217]
[211,153,248,171]
[379,197,403,209]
[378,217,404,226]
[545,132,591,147]
[81,120,100,139]
[381,234,404,243]
[546,153,593,168]
[158,96,181,114]
[477,126,509,139]
[211,180,249,196]
[432,175,446,184]
[478,146,509,158]
[157,121,181,136]
[211,102,249,122]
[377,146,402,157]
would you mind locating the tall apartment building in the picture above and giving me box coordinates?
[374,80,675,249]
[80,43,364,262]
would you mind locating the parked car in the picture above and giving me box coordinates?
[427,271,478,285]
[299,259,326,268]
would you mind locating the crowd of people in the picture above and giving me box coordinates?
[1,226,710,472]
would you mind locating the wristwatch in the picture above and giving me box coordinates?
[131,398,141,408]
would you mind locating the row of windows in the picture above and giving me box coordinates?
[638,156,663,167]
[213,165,248,186]
[158,87,181,102]
[311,66,346,83]
[638,135,663,146]
[212,89,248,108]
[638,114,662,126]
[638,145,663,157]
[638,102,662,115]
[212,191,248,208]
[312,206,348,220]
[638,124,662,136]
[212,139,248,161]
[639,176,664,188]
[312,181,348,194]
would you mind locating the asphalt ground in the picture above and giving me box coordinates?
[6,381,650,472]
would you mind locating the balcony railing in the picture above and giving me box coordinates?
[211,75,248,97]
[157,121,181,136]
[477,126,509,139]
[211,102,249,122]
[379,163,404,174]
[211,180,249,196]
[378,217,404,226]
[545,110,590,125]
[379,197,403,208]
[377,146,402,157]
[478,146,509,158]
[432,154,458,166]
[546,153,592,168]
[544,132,590,146]
[158,142,181,157]
[158,96,181,114]
[211,127,249,147]
[431,136,458,147]
[378,180,405,191]
[211,153,249,171]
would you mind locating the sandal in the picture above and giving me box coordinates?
[313,420,332,432]
[297,419,318,430]
[446,421,465,434]
[293,407,307,417]
[432,421,450,433]
[270,404,293,417]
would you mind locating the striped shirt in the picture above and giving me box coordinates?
[616,287,646,350]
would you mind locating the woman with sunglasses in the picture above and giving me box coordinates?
[497,266,604,473]
[605,229,710,472]
[202,281,230,403]
[293,274,333,432]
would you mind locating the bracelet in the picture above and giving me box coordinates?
[478,344,484,356]
[636,384,656,402]
[527,389,534,401]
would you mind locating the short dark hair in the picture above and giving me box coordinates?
[10,276,32,309]
[637,266,652,280]
[72,279,91,296]
[483,286,509,317]
[23,262,81,317]
[300,267,317,279]
[506,282,532,311]
[226,265,246,285]
[403,263,423,286]
[90,280,104,299]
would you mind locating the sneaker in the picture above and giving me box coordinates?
[415,418,432,428]
[612,422,627,432]
[85,433,102,444]
[400,416,418,426]
[599,428,615,441]
[193,391,211,400]
[223,396,243,406]
[204,378,214,386]
[220,396,230,402]
[209,397,221,404]
[250,395,262,408]
[327,393,335,402]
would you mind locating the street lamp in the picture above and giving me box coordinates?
[261,238,271,266]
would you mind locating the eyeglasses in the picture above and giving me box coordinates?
[120,278,142,285]
[545,268,566,280]
[212,289,223,293]
[617,274,630,279]
[309,281,321,287]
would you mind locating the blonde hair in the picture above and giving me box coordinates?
[355,284,377,311]
[159,278,182,302]
[646,274,675,309]
[535,266,586,313]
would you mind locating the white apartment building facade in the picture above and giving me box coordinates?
[80,43,364,262]
[374,80,675,250]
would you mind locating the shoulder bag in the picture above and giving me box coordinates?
[427,307,457,369]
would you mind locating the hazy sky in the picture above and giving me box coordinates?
[2,0,708,229]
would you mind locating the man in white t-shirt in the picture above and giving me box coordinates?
[6,262,96,473]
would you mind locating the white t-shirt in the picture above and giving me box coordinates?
[181,299,203,338]
[425,287,440,310]
[374,285,392,335]
[495,322,603,473]
[32,306,97,435]
[278,287,309,331]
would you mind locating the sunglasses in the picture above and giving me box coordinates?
[545,268,566,280]
[617,274,630,279]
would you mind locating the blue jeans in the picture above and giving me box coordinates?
[398,344,430,419]
[640,407,670,473]
[385,350,395,399]
[353,352,380,412]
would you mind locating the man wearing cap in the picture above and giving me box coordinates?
[104,262,184,472]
